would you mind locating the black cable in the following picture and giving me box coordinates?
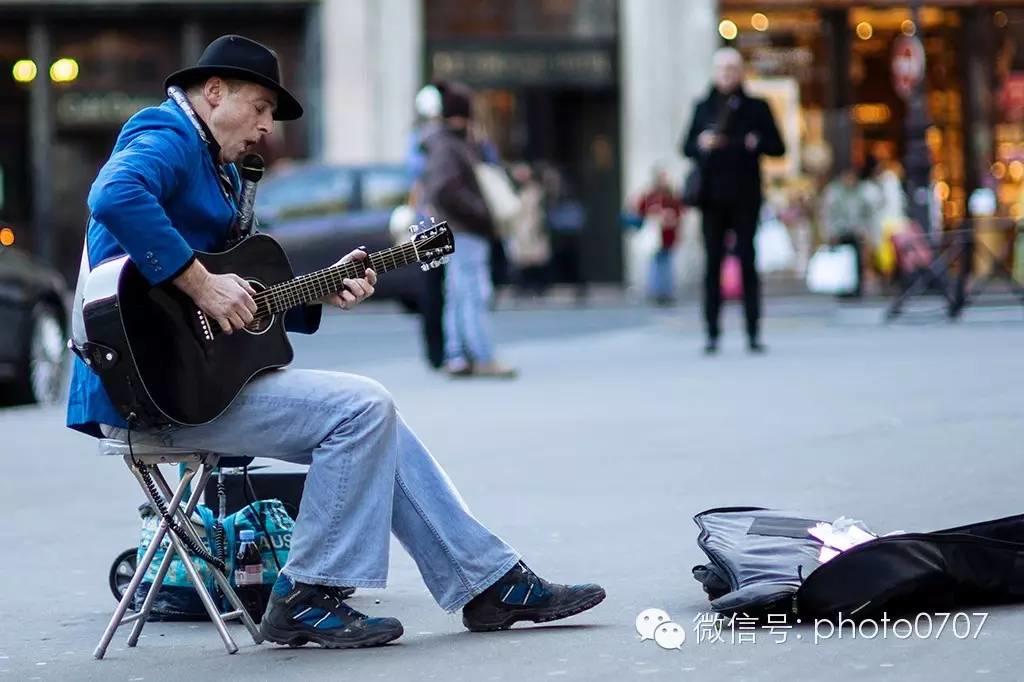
[241,464,283,574]
[215,473,227,564]
[212,472,229,603]
[126,416,226,573]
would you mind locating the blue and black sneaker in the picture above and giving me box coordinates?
[260,575,403,648]
[462,561,606,632]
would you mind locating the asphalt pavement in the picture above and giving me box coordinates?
[2,294,1023,681]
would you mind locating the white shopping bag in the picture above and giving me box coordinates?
[625,217,662,296]
[806,245,858,295]
[474,163,521,237]
[756,217,797,273]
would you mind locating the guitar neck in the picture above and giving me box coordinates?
[264,241,420,313]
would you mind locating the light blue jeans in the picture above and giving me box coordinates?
[103,368,520,612]
[444,232,496,366]
[648,249,674,300]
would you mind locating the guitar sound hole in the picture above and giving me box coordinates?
[243,278,274,335]
[245,316,274,334]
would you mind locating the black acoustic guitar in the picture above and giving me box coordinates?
[77,222,453,428]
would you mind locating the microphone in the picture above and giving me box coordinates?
[237,153,265,237]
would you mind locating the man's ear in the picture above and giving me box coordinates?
[203,77,226,107]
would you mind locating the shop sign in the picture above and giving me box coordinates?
[56,91,161,128]
[429,44,614,87]
[891,35,925,100]
[750,46,814,80]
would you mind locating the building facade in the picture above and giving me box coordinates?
[4,0,718,285]
[324,0,717,285]
[13,1,1024,287]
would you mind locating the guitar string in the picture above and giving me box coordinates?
[262,241,417,310]
[214,248,386,336]
[212,240,442,336]
[249,241,425,315]
[253,242,413,308]
[243,227,448,318]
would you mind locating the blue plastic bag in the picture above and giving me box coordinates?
[132,499,293,620]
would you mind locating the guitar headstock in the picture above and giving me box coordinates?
[408,219,455,271]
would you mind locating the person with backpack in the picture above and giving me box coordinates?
[420,82,518,378]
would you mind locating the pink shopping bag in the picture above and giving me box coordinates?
[721,254,743,300]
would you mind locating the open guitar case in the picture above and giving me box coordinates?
[692,507,1024,620]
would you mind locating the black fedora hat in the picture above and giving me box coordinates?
[164,34,303,121]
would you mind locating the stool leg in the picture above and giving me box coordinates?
[92,458,186,660]
[162,525,240,654]
[151,460,263,645]
[94,523,168,659]
[125,533,176,648]
[126,461,206,647]
[148,460,241,654]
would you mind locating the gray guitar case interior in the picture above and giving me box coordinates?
[692,507,1024,620]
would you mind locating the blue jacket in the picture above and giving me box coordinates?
[67,99,320,437]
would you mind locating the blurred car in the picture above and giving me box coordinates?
[254,163,425,311]
[0,233,69,405]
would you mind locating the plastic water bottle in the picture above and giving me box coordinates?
[234,529,265,621]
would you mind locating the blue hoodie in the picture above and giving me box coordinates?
[66,99,319,437]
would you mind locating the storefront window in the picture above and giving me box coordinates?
[718,6,830,256]
[720,4,969,231]
[994,8,1024,220]
[848,7,964,225]
[718,8,828,181]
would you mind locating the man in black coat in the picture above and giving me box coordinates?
[682,47,784,354]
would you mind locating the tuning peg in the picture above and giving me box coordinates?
[430,215,437,224]
[430,260,442,269]
[408,224,418,234]
[420,263,430,272]
[439,256,450,265]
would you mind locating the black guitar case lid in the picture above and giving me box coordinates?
[693,507,1024,620]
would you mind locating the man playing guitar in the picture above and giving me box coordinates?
[67,35,604,648]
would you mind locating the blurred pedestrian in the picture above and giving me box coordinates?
[682,47,784,354]
[508,162,551,297]
[634,166,684,305]
[406,84,446,369]
[408,84,443,177]
[821,166,874,298]
[420,82,517,378]
[542,166,588,304]
[860,155,908,283]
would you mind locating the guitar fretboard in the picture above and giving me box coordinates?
[255,241,421,315]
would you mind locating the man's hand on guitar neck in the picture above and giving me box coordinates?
[174,259,257,335]
[173,249,376,333]
[320,249,377,311]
